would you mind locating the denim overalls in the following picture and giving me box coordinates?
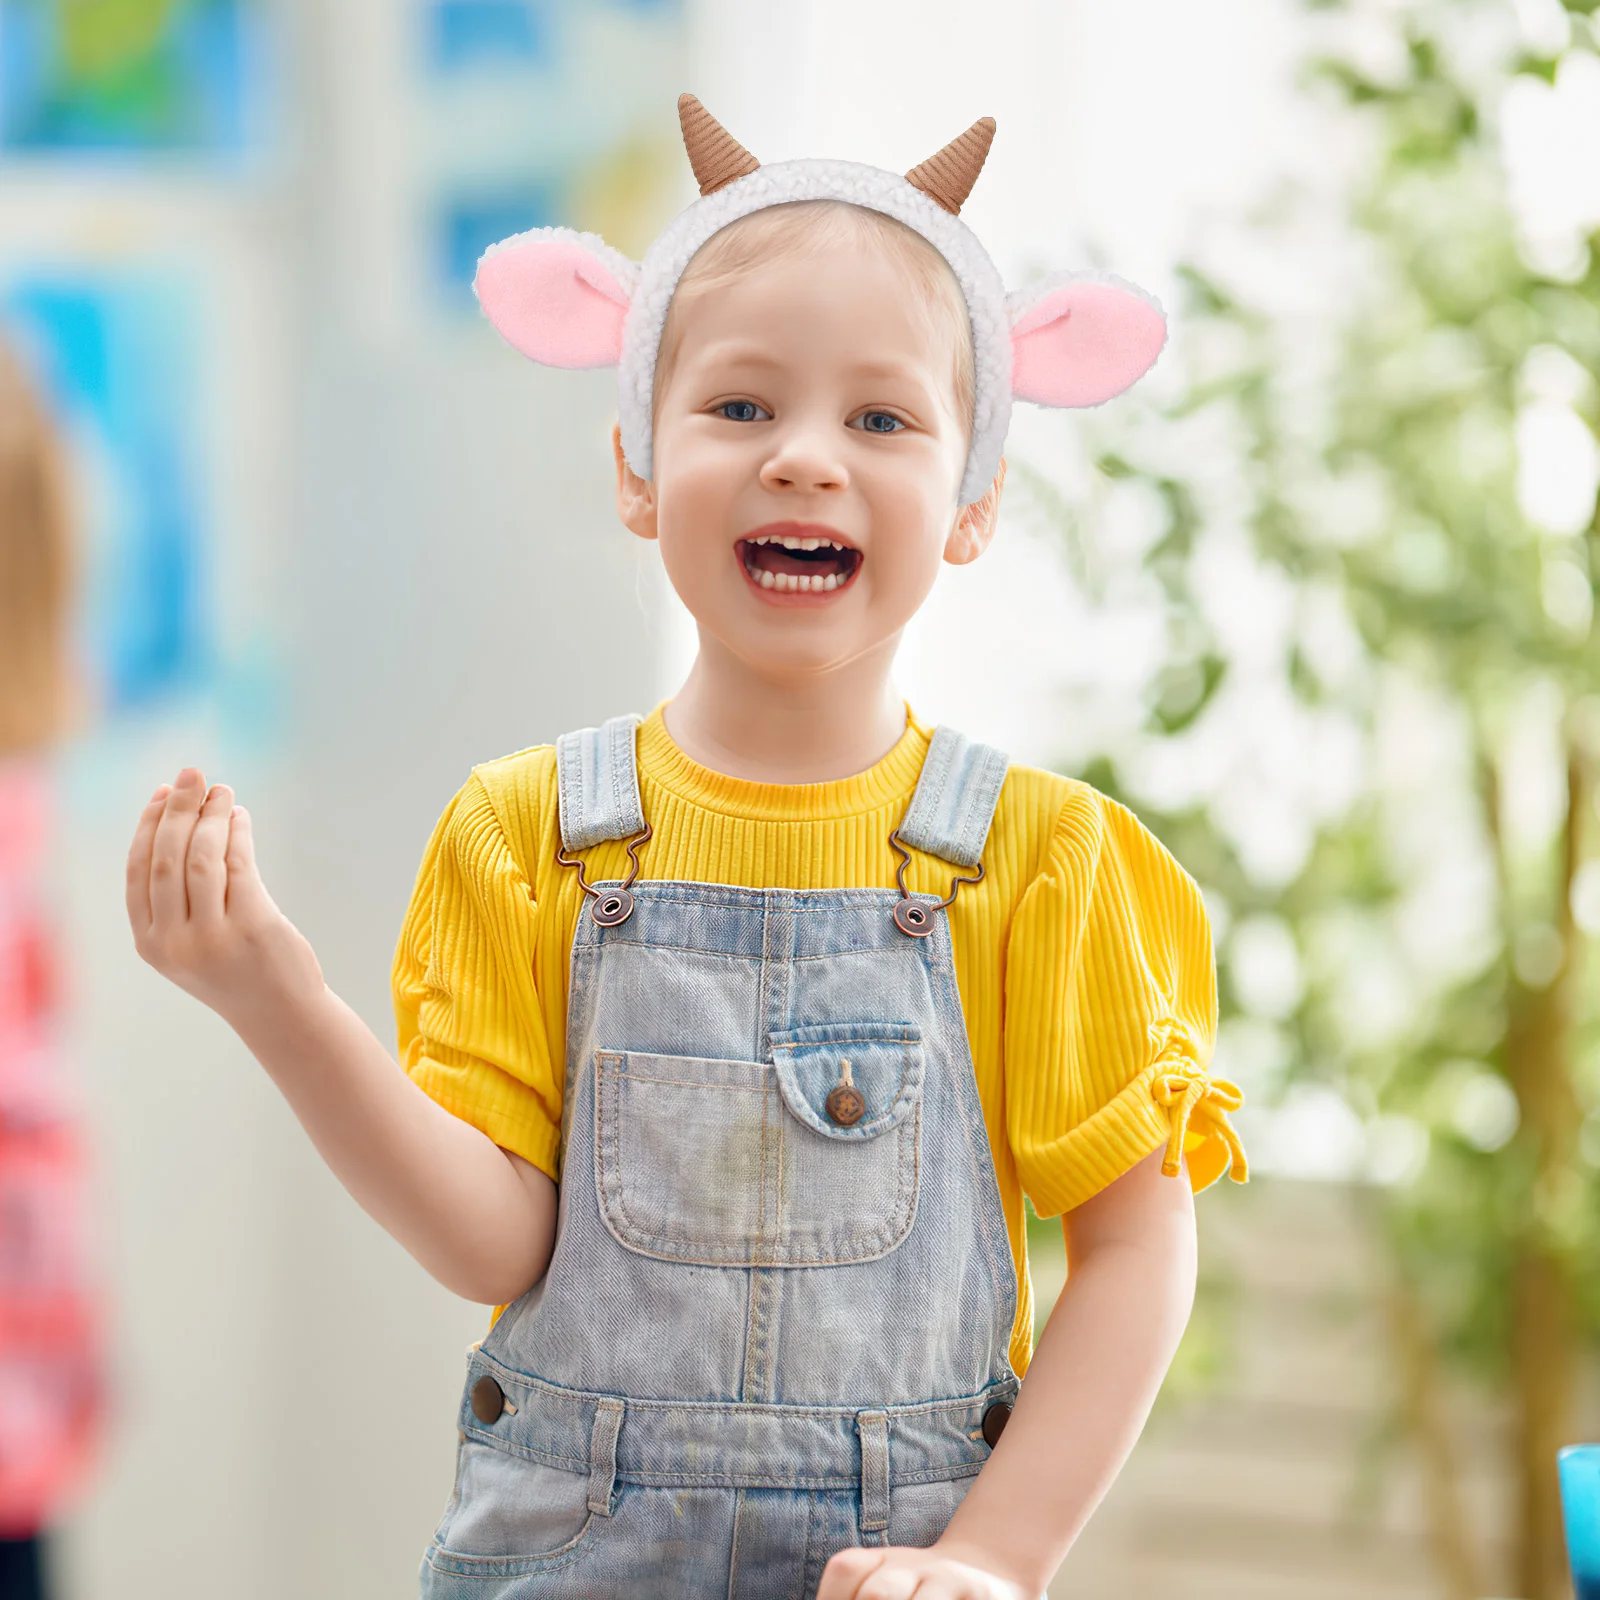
[420,715,1021,1599]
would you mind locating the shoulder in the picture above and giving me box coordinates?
[421,743,560,888]
[993,761,1202,917]
[991,760,1119,875]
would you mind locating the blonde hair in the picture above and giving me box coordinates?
[654,200,976,433]
[0,336,78,756]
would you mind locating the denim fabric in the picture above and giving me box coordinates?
[554,716,646,851]
[421,724,1017,1600]
[894,727,1010,869]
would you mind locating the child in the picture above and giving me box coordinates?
[126,98,1247,1599]
[0,336,103,1600]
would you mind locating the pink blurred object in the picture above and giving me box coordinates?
[0,757,102,1537]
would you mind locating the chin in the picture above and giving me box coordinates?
[726,633,863,679]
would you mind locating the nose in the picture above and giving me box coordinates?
[759,422,848,495]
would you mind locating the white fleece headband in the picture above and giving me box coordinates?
[474,96,1168,507]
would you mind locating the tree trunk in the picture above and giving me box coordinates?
[1504,738,1586,1600]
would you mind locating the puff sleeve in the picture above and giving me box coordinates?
[1004,790,1246,1217]
[392,774,563,1180]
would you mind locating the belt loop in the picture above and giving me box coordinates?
[587,1398,624,1517]
[856,1410,890,1540]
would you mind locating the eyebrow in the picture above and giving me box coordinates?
[690,343,934,389]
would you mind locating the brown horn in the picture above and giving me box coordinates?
[905,117,997,215]
[678,93,761,196]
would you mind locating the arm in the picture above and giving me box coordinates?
[126,769,556,1305]
[943,1147,1197,1589]
[818,1147,1197,1600]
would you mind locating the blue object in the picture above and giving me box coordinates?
[427,1,545,70]
[0,0,267,154]
[1562,1446,1600,1599]
[2,272,208,709]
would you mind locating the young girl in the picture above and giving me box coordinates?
[1,337,103,1600]
[126,99,1246,1599]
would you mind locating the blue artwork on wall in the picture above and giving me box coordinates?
[427,0,547,72]
[2,272,208,710]
[420,0,686,302]
[0,0,269,154]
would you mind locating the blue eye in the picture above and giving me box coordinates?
[857,411,905,434]
[717,400,769,422]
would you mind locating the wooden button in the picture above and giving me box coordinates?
[825,1084,865,1126]
[981,1401,1012,1448]
[471,1375,506,1425]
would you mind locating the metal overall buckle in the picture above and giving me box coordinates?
[888,828,985,938]
[558,823,653,927]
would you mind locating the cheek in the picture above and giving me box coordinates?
[654,429,742,523]
[862,459,958,582]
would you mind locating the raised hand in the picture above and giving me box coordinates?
[126,768,324,1029]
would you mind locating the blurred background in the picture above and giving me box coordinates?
[1,0,1598,1596]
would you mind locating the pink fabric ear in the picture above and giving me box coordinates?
[1010,279,1167,407]
[474,236,631,369]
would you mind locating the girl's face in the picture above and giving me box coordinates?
[615,236,1000,683]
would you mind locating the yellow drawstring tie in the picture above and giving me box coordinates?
[1146,1018,1249,1184]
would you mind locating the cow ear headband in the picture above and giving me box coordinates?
[474,95,1167,507]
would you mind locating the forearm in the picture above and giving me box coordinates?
[939,1166,1198,1595]
[226,982,554,1304]
[129,774,556,1305]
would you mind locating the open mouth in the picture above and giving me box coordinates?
[736,530,863,594]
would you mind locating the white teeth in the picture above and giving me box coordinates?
[822,573,839,591]
[758,569,775,589]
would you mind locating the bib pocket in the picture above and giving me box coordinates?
[593,1022,924,1267]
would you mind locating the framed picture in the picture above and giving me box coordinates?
[0,0,270,155]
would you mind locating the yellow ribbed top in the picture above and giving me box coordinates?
[393,703,1244,1375]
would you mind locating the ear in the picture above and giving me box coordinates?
[474,228,638,369]
[1008,273,1166,408]
[613,423,658,541]
[946,459,1007,565]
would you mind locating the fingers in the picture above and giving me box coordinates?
[126,784,172,934]
[149,768,208,925]
[817,1549,887,1600]
[185,783,235,930]
[223,802,263,916]
[818,1552,1010,1600]
[861,1572,920,1600]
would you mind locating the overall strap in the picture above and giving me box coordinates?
[897,726,1010,869]
[555,713,646,852]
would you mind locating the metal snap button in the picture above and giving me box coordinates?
[825,1084,865,1126]
[893,898,934,938]
[981,1400,1012,1448]
[471,1375,506,1425]
[591,887,635,927]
